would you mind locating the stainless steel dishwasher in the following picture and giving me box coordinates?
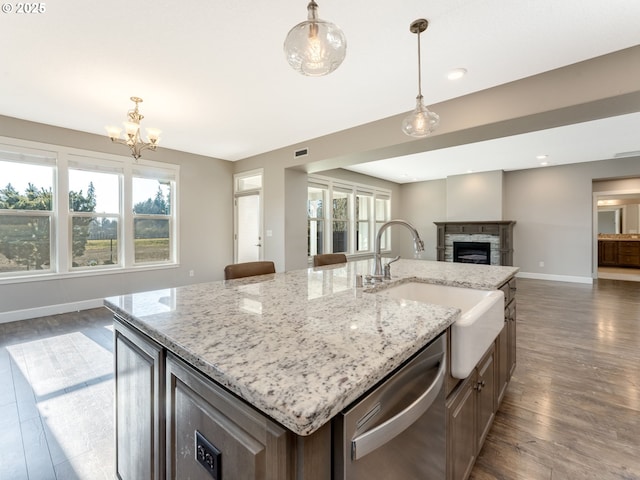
[333,333,446,479]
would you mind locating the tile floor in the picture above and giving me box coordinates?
[0,308,114,480]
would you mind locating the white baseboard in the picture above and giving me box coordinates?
[516,272,593,284]
[0,298,105,324]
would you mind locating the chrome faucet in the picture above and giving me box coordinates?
[373,220,425,278]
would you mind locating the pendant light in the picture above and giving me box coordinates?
[283,0,347,77]
[401,19,439,138]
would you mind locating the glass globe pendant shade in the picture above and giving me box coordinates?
[284,1,346,76]
[401,95,440,138]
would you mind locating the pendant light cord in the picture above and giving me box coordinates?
[416,29,422,98]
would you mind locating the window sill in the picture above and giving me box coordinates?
[0,263,179,285]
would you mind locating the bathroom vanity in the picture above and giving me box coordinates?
[106,258,518,480]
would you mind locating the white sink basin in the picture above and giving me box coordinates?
[382,282,504,379]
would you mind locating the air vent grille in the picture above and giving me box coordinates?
[614,150,640,158]
[294,148,309,158]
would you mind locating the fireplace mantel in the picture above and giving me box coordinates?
[434,221,516,266]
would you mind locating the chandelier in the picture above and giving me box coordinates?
[401,19,440,138]
[283,0,347,77]
[106,97,161,160]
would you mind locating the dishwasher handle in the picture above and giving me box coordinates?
[351,353,446,461]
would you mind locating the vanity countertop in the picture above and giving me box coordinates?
[598,235,640,241]
[104,258,518,436]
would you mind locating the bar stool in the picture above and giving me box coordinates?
[313,253,347,267]
[224,261,276,280]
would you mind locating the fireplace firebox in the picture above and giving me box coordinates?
[453,241,491,264]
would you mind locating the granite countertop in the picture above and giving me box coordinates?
[104,258,518,436]
[598,235,640,241]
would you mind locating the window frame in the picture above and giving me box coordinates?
[131,165,177,266]
[308,174,391,260]
[0,144,57,277]
[0,137,179,284]
[307,182,328,257]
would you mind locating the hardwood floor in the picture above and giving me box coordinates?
[0,278,638,479]
[471,278,640,480]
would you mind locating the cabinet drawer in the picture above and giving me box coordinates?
[618,255,640,266]
[619,246,640,255]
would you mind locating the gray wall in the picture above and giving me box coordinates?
[397,179,447,261]
[0,116,233,319]
[234,47,640,274]
[505,156,640,280]
[446,171,504,221]
[396,156,640,282]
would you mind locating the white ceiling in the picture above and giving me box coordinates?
[1,0,639,182]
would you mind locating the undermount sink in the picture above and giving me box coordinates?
[381,282,504,379]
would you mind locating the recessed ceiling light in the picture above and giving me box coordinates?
[540,161,549,166]
[447,68,467,80]
[536,154,548,160]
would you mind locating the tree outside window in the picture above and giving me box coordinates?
[0,181,53,272]
[69,169,118,268]
[332,190,351,253]
[133,177,172,264]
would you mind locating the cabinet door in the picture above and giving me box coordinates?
[447,376,476,480]
[475,348,495,449]
[507,301,517,379]
[599,241,618,266]
[495,323,509,407]
[114,318,165,480]
[166,354,294,480]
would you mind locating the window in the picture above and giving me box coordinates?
[69,165,121,268]
[132,174,173,264]
[308,184,327,256]
[0,139,179,280]
[356,192,372,252]
[375,195,391,250]
[308,175,391,259]
[332,188,352,253]
[0,148,55,275]
[234,170,264,263]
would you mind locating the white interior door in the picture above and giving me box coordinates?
[235,193,262,263]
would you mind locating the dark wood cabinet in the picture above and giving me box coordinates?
[114,318,165,480]
[496,278,516,405]
[447,374,477,480]
[166,353,296,480]
[115,320,332,480]
[598,240,640,267]
[447,277,516,480]
[475,348,496,450]
[618,241,640,267]
[447,345,496,480]
[598,240,619,266]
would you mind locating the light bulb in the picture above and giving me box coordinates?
[123,121,140,138]
[105,126,122,140]
[146,128,161,144]
[283,1,346,76]
[401,96,440,138]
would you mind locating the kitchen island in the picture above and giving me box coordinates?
[105,258,518,480]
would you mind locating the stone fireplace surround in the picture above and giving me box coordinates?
[434,221,516,266]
